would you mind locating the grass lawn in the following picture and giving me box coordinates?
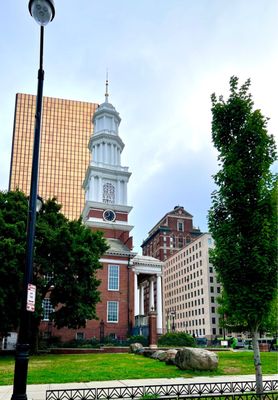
[0,351,277,386]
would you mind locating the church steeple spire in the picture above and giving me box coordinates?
[105,71,109,103]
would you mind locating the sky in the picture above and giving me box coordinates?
[0,1,277,253]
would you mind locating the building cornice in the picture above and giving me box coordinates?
[84,218,134,232]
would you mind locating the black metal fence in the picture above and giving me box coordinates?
[46,379,278,400]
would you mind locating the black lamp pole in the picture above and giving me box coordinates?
[11,2,55,399]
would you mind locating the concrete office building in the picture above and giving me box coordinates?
[9,93,98,220]
[163,233,223,340]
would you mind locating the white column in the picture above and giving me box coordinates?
[149,277,155,311]
[104,142,108,163]
[117,148,121,165]
[117,180,121,204]
[134,273,139,316]
[102,142,105,163]
[156,274,163,334]
[114,145,117,165]
[109,143,111,164]
[139,284,145,316]
[99,177,103,202]
[94,176,99,201]
[89,175,94,200]
[123,181,127,204]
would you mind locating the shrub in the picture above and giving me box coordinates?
[158,332,196,347]
[127,335,148,346]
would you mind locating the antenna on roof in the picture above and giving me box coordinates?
[105,69,109,103]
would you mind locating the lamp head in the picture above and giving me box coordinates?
[36,195,43,212]
[28,0,55,26]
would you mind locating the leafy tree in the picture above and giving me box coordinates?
[208,76,277,393]
[217,290,278,336]
[0,190,108,347]
[0,190,27,337]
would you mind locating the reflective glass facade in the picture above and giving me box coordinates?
[9,93,98,220]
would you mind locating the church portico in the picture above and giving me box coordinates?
[132,255,164,334]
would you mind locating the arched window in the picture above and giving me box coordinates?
[103,182,115,204]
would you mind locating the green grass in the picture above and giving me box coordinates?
[0,351,277,386]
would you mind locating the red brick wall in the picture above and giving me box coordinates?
[40,255,135,343]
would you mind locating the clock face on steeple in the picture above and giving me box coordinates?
[103,209,116,222]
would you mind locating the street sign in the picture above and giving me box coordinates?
[26,283,36,312]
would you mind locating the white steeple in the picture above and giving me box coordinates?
[83,80,132,215]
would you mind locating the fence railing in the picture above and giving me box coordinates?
[46,379,278,400]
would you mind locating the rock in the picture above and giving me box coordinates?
[130,343,143,353]
[142,349,155,357]
[175,347,218,371]
[151,350,166,360]
[165,349,178,365]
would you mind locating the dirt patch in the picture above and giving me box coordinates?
[223,367,241,373]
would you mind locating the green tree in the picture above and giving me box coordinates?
[208,77,277,393]
[0,190,27,337]
[217,289,278,337]
[0,190,108,347]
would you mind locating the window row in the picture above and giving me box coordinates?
[42,299,119,323]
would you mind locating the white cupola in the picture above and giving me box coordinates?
[83,79,132,209]
[88,80,124,167]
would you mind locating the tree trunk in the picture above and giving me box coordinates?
[252,329,263,394]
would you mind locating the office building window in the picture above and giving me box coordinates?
[178,237,183,248]
[107,301,119,323]
[108,265,119,291]
[177,220,184,232]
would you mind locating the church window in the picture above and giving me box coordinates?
[108,265,119,291]
[42,298,53,321]
[103,182,115,204]
[76,332,85,340]
[107,301,119,323]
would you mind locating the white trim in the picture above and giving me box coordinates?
[83,201,132,214]
[85,219,134,232]
[100,258,135,264]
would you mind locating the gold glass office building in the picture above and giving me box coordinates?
[9,93,98,220]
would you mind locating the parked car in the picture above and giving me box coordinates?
[235,338,245,348]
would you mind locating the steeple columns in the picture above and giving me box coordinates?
[92,142,121,166]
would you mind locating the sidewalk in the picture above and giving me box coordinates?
[1,375,277,400]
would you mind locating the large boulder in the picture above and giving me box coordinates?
[130,343,143,353]
[175,347,218,371]
[165,349,178,365]
[151,350,166,360]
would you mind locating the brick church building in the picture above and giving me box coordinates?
[40,84,163,342]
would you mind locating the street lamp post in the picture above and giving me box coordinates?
[11,2,55,399]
